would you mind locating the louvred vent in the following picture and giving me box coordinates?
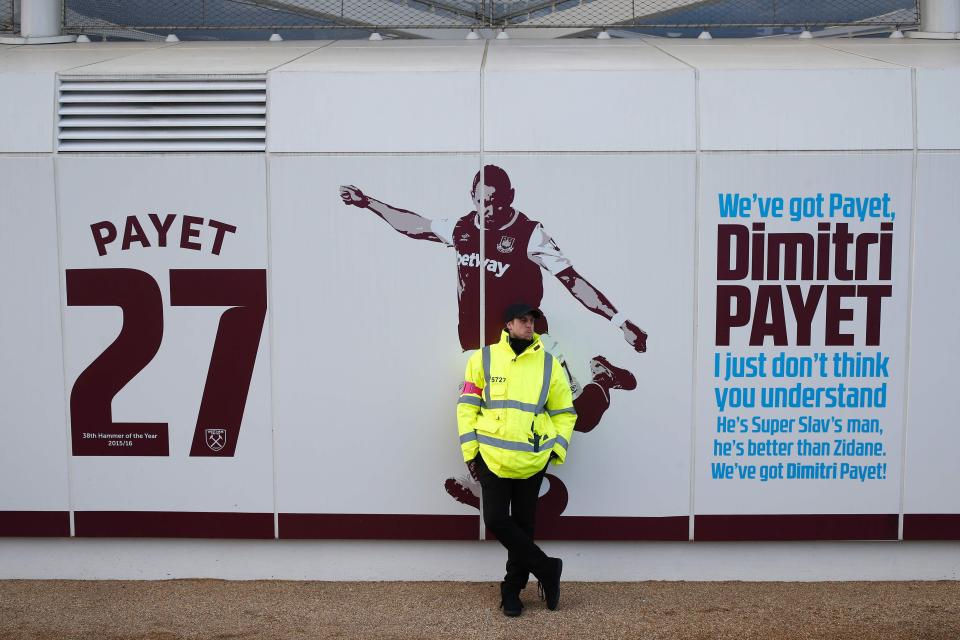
[58,77,266,152]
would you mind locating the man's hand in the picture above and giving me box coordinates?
[466,457,481,482]
[339,185,370,208]
[621,319,648,353]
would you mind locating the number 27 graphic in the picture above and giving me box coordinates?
[66,269,267,457]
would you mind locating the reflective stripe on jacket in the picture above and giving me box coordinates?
[456,330,577,479]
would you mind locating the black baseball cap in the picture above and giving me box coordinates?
[503,303,543,323]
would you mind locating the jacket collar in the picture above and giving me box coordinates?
[496,330,543,358]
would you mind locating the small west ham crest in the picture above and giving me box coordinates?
[205,428,227,452]
[496,236,515,253]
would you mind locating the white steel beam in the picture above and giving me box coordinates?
[21,0,61,37]
[0,0,76,43]
[911,0,960,38]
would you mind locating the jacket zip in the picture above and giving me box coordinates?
[508,341,541,452]
[495,338,543,436]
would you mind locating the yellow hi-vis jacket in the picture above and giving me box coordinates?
[457,330,577,479]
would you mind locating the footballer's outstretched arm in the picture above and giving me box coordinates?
[529,225,649,353]
[556,266,648,353]
[339,185,443,243]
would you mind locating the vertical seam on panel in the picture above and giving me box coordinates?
[52,154,75,537]
[264,70,280,541]
[688,66,702,542]
[265,151,280,541]
[477,40,489,543]
[479,41,489,355]
[898,67,920,542]
[643,38,700,541]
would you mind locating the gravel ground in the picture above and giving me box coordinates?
[1,580,959,640]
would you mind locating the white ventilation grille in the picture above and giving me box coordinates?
[58,78,267,152]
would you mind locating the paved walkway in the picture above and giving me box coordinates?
[1,580,959,639]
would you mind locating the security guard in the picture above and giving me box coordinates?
[457,302,577,616]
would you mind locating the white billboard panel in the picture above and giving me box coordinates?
[0,156,70,536]
[483,43,695,152]
[0,74,55,153]
[271,153,693,540]
[269,43,484,153]
[694,153,913,540]
[698,69,912,151]
[57,156,274,538]
[270,155,480,539]
[482,153,694,535]
[917,70,960,150]
[903,152,960,539]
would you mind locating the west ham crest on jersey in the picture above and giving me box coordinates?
[205,428,227,452]
[497,236,515,253]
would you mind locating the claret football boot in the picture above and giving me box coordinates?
[590,356,637,391]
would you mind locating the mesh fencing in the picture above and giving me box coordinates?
[63,0,920,32]
[1,0,15,33]
[503,0,919,28]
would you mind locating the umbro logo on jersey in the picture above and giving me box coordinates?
[456,251,511,278]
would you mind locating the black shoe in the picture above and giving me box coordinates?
[499,583,523,617]
[535,557,562,611]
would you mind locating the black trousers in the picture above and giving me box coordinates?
[474,453,549,590]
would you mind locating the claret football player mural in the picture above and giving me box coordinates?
[339,165,648,517]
